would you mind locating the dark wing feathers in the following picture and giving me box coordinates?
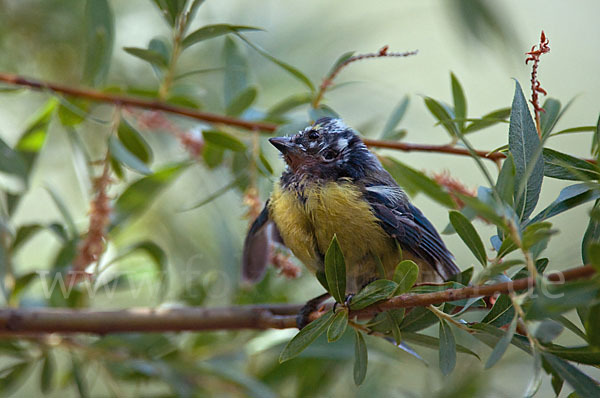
[241,202,283,282]
[365,188,459,280]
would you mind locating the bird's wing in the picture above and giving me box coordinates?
[241,201,285,282]
[364,185,460,280]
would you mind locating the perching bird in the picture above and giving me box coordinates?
[242,117,459,307]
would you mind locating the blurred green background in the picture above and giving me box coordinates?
[1,0,599,396]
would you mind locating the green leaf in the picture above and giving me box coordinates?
[0,137,28,183]
[540,98,561,138]
[550,126,597,137]
[109,136,152,175]
[182,24,262,48]
[585,303,600,347]
[438,319,457,375]
[202,130,246,152]
[533,319,564,343]
[266,92,313,116]
[83,0,114,86]
[524,350,543,398]
[350,279,398,310]
[279,310,335,362]
[324,235,346,304]
[9,272,38,303]
[15,99,57,175]
[40,352,55,394]
[542,353,600,397]
[327,51,355,76]
[235,34,315,92]
[112,162,189,226]
[485,314,518,369]
[123,241,169,299]
[381,157,455,208]
[424,97,459,139]
[223,37,248,106]
[118,120,153,164]
[400,307,440,332]
[202,143,225,168]
[402,332,480,359]
[481,294,514,327]
[327,310,348,342]
[509,80,544,221]
[226,86,258,116]
[582,200,600,265]
[544,344,600,365]
[46,187,77,238]
[10,224,43,252]
[450,73,467,132]
[553,315,588,342]
[526,278,600,320]
[124,47,168,67]
[57,97,91,127]
[353,330,368,386]
[70,355,88,398]
[449,210,487,266]
[150,0,187,27]
[381,96,410,139]
[496,153,516,206]
[309,105,339,121]
[463,107,511,134]
[530,183,600,224]
[543,148,600,181]
[0,361,31,394]
[392,260,419,294]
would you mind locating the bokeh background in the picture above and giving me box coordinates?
[1,0,599,396]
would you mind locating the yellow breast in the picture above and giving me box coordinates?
[268,180,402,292]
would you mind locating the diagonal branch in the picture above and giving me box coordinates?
[0,72,504,161]
[0,265,594,335]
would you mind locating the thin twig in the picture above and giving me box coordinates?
[525,30,550,137]
[0,265,594,335]
[312,46,418,108]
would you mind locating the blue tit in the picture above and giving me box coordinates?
[242,117,459,295]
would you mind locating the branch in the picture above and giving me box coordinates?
[0,72,503,162]
[0,265,594,335]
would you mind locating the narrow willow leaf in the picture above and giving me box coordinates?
[10,224,43,252]
[235,33,315,92]
[182,24,261,48]
[463,107,511,134]
[509,80,544,221]
[529,183,600,225]
[381,157,455,208]
[266,92,313,116]
[585,303,600,347]
[550,126,597,137]
[450,73,467,132]
[533,319,564,343]
[226,86,257,116]
[118,120,152,164]
[324,235,346,303]
[0,361,31,394]
[540,98,561,138]
[83,0,114,86]
[552,315,588,342]
[353,330,368,385]
[525,279,600,320]
[543,148,600,181]
[496,153,515,206]
[544,344,600,364]
[109,136,152,175]
[279,310,335,363]
[349,279,397,310]
[392,260,419,294]
[385,310,403,344]
[46,187,77,237]
[124,241,169,299]
[327,51,355,76]
[0,137,27,183]
[449,210,486,266]
[327,310,348,342]
[401,332,479,359]
[309,105,339,121]
[202,130,246,152]
[124,47,168,67]
[40,353,55,394]
[485,314,518,369]
[438,319,456,375]
[381,96,410,139]
[424,97,459,139]
[524,350,543,398]
[150,0,186,26]
[582,200,600,265]
[542,353,600,397]
[112,162,190,226]
[223,37,248,106]
[481,294,514,327]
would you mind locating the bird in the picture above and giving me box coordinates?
[242,117,459,322]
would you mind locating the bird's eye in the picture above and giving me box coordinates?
[322,150,337,161]
[308,131,319,140]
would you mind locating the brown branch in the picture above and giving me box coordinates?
[363,138,507,161]
[0,265,594,335]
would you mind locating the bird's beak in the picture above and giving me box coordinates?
[268,137,295,154]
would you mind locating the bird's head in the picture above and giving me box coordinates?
[269,117,381,181]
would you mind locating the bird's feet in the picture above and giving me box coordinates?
[296,292,331,329]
